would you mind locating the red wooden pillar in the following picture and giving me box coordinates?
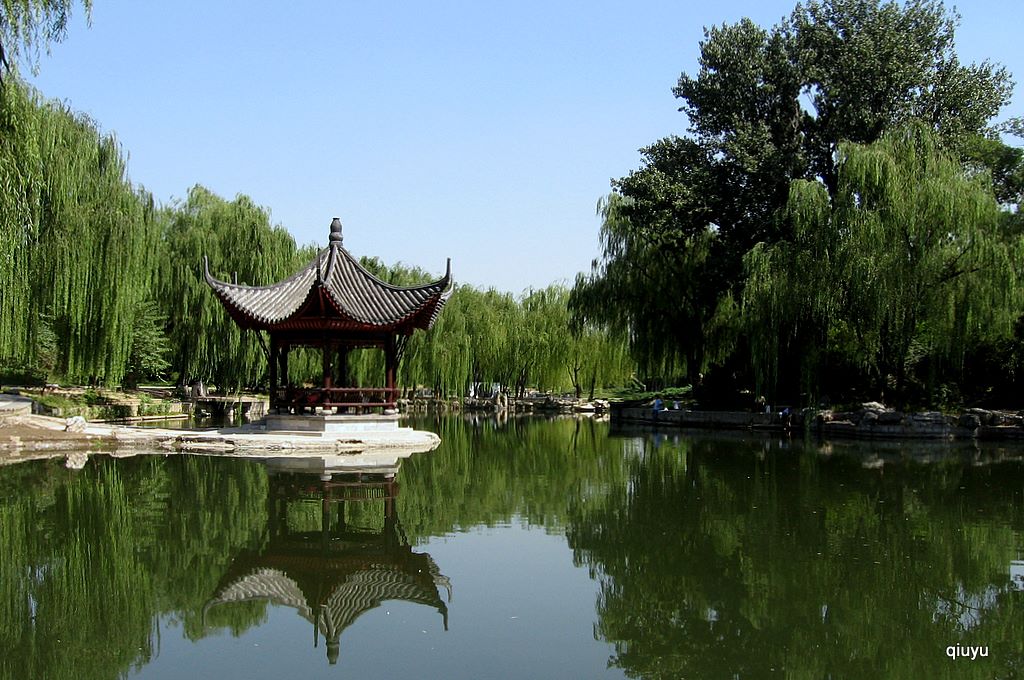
[384,336,396,405]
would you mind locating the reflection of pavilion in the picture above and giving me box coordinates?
[205,456,450,665]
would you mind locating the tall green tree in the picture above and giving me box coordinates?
[566,319,632,401]
[157,186,300,390]
[123,299,171,387]
[573,0,1015,397]
[0,78,157,384]
[571,193,737,380]
[790,0,1011,192]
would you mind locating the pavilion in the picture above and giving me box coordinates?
[204,218,451,415]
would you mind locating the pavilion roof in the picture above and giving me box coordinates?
[204,218,452,333]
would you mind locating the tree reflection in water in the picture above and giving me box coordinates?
[1,418,1023,679]
[0,454,269,680]
[566,433,1024,679]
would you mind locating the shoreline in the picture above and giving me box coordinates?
[8,397,1024,466]
[610,403,1024,441]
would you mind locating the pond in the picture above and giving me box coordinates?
[1,416,1022,679]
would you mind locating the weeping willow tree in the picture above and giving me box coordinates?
[0,79,37,365]
[157,186,301,390]
[407,284,473,396]
[744,124,1023,403]
[567,319,633,400]
[506,285,604,397]
[424,286,511,396]
[0,0,90,84]
[0,455,270,680]
[570,194,737,383]
[401,283,634,399]
[0,77,157,384]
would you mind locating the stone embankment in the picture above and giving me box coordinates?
[613,401,1024,441]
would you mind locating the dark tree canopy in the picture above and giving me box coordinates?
[789,0,1012,191]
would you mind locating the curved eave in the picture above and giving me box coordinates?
[423,278,454,331]
[320,245,453,328]
[204,253,322,329]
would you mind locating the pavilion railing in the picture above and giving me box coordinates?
[278,387,398,413]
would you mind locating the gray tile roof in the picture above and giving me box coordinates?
[204,241,452,332]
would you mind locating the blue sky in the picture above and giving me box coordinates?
[25,0,1023,293]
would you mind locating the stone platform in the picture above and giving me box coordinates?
[52,411,436,454]
[148,413,440,454]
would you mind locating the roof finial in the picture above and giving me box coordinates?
[329,217,343,245]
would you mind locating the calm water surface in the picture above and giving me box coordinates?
[1,416,1022,679]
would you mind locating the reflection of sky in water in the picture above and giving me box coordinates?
[933,584,1007,631]
[135,523,625,680]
